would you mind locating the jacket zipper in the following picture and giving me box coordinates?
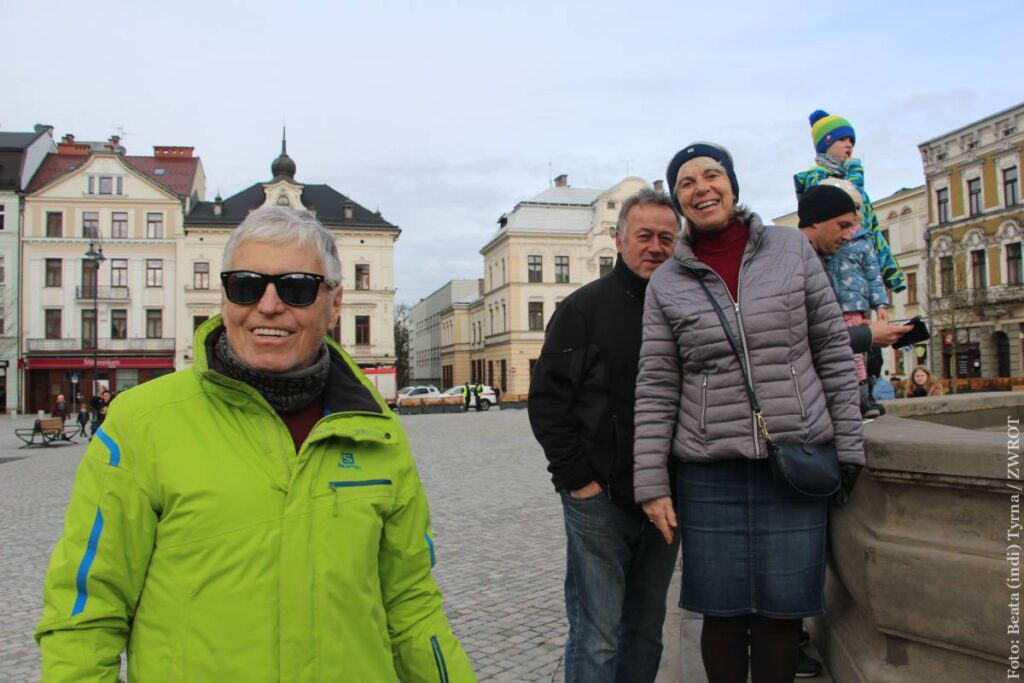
[685,227,764,457]
[790,365,807,418]
[207,374,293,482]
[699,375,708,433]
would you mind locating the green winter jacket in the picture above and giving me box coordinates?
[36,318,475,682]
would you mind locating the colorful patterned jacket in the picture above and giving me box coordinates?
[794,158,906,292]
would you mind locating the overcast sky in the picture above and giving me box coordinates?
[6,0,1021,305]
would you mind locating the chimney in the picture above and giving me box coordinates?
[57,134,90,156]
[106,135,121,151]
[554,174,568,188]
[344,202,354,220]
[154,146,195,158]
[653,179,665,193]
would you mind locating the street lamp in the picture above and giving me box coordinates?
[84,239,105,398]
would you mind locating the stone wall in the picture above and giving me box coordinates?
[818,392,1018,681]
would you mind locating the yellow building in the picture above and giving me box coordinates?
[22,135,205,412]
[919,102,1024,379]
[418,174,652,395]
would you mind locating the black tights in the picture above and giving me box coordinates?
[700,614,802,683]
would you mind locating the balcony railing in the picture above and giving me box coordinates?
[27,338,175,352]
[76,286,130,301]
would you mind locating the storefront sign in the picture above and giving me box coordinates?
[26,357,175,370]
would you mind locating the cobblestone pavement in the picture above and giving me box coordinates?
[0,409,572,682]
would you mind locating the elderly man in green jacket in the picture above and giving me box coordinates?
[35,207,474,682]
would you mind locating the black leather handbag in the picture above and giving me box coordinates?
[697,278,840,499]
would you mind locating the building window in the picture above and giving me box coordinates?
[111,309,127,340]
[0,256,5,284]
[111,259,127,287]
[0,204,5,230]
[146,259,163,287]
[355,264,370,291]
[528,255,542,283]
[936,188,949,224]
[971,250,986,288]
[99,176,113,195]
[83,211,99,239]
[45,309,61,339]
[46,212,63,237]
[146,213,163,238]
[528,301,544,331]
[82,310,97,348]
[1008,243,1022,286]
[111,211,128,239]
[555,255,569,283]
[968,178,982,216]
[906,272,917,305]
[193,315,209,332]
[940,255,954,295]
[146,309,163,339]
[116,176,123,195]
[193,262,210,289]
[87,176,94,194]
[1005,167,1020,207]
[355,315,370,345]
[599,256,614,277]
[82,258,98,293]
[45,258,62,287]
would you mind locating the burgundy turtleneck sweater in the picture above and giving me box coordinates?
[692,219,749,300]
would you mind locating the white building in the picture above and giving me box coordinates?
[0,125,55,413]
[410,279,480,387]
[183,137,400,369]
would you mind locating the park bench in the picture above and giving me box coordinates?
[15,417,77,448]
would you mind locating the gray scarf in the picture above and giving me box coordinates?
[213,330,330,415]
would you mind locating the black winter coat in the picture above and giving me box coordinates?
[528,256,648,507]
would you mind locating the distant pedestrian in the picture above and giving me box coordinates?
[50,394,69,423]
[473,383,483,412]
[872,371,896,401]
[462,382,472,412]
[493,384,502,404]
[75,404,89,438]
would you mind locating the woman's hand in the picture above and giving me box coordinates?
[641,496,677,544]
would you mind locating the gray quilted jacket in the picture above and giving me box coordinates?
[633,214,864,504]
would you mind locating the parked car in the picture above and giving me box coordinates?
[395,385,440,407]
[441,385,498,410]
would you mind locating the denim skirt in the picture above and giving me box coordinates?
[676,458,827,618]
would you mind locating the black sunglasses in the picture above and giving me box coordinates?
[220,271,337,307]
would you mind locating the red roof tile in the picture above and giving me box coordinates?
[26,153,199,196]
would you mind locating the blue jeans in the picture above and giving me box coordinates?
[561,490,680,683]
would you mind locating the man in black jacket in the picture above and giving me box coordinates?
[528,188,680,683]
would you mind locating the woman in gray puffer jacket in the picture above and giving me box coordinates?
[634,143,863,683]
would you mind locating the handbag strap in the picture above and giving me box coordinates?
[695,275,774,444]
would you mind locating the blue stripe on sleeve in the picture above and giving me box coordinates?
[425,533,436,568]
[95,428,120,467]
[71,507,105,616]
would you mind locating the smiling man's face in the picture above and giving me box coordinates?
[221,239,343,373]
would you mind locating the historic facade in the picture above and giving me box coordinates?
[410,279,479,387]
[21,135,204,412]
[183,137,400,370]
[920,102,1024,380]
[0,126,55,413]
[416,174,653,395]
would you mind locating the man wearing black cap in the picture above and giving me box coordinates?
[798,185,911,354]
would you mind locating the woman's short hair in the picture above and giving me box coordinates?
[222,207,342,286]
[616,188,680,239]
